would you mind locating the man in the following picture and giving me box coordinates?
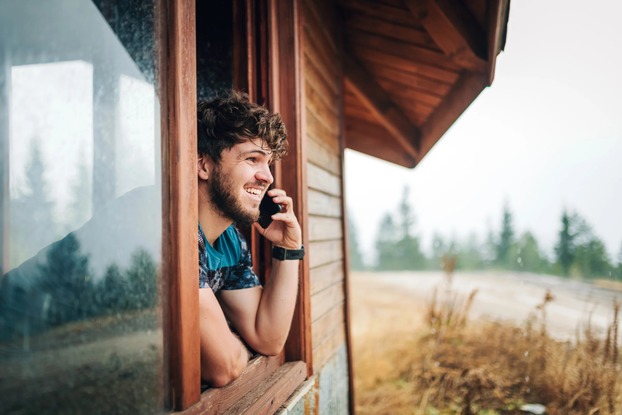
[196,91,303,387]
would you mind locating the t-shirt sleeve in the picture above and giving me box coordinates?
[221,229,261,290]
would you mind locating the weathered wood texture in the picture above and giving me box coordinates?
[302,0,348,371]
[182,357,306,415]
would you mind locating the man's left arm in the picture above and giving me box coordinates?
[218,188,302,356]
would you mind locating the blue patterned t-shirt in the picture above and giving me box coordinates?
[198,223,261,293]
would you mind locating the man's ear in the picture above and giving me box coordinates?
[197,156,211,181]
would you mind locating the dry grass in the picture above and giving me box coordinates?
[352,273,622,415]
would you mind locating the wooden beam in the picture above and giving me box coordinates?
[348,30,462,71]
[339,0,419,27]
[268,0,313,374]
[219,361,306,414]
[0,54,9,274]
[344,13,434,48]
[417,72,488,162]
[350,44,459,84]
[486,0,510,85]
[344,117,417,167]
[343,53,420,159]
[405,0,488,72]
[366,63,453,97]
[184,356,281,414]
[164,0,200,409]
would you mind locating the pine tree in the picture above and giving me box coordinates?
[373,186,427,270]
[375,213,398,270]
[96,263,130,314]
[555,210,575,276]
[38,233,93,326]
[68,153,92,230]
[573,235,612,279]
[126,249,158,309]
[10,141,58,264]
[512,231,549,273]
[495,202,515,267]
[456,233,484,270]
[347,215,366,271]
[393,186,426,269]
[555,211,613,278]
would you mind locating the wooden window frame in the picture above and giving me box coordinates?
[0,51,8,276]
[163,0,311,412]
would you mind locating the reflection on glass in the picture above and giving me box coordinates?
[0,1,164,414]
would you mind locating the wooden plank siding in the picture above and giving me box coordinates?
[307,137,341,176]
[310,261,344,295]
[302,0,349,372]
[307,163,341,197]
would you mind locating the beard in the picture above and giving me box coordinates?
[209,166,260,227]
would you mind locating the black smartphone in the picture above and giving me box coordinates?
[258,192,282,228]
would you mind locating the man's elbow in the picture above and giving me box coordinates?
[204,364,244,388]
[201,349,248,387]
[251,338,286,357]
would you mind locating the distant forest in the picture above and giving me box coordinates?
[349,187,622,280]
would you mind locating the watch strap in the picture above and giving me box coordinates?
[272,245,305,260]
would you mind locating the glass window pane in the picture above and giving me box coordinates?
[0,1,165,414]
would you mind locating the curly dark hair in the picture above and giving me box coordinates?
[197,90,288,163]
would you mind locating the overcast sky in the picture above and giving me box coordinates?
[345,0,622,263]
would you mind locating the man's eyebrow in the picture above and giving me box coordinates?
[239,149,272,157]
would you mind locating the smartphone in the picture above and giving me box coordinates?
[258,192,282,228]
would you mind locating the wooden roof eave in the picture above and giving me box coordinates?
[343,53,420,167]
[415,0,511,163]
[416,72,488,163]
[486,0,511,85]
[404,0,489,73]
[341,0,511,168]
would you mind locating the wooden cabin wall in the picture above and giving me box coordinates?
[301,0,350,412]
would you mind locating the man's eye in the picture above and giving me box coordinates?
[246,157,256,163]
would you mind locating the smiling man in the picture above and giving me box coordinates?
[196,91,303,387]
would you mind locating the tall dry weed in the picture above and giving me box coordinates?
[354,280,622,415]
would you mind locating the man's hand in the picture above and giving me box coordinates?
[254,188,302,249]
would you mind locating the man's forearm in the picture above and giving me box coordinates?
[199,289,250,387]
[253,257,300,355]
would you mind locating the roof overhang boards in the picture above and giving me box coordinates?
[342,0,510,168]
[405,0,488,72]
[344,53,421,167]
[412,0,510,162]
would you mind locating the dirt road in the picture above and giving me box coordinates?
[351,271,622,342]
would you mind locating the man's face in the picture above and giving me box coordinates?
[208,138,274,226]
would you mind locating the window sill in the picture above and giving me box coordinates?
[176,356,306,415]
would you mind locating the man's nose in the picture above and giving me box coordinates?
[256,163,274,185]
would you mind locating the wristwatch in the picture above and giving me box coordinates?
[272,245,305,260]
